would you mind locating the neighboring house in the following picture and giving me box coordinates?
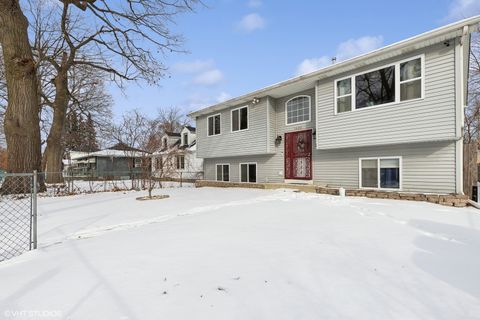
[190,17,480,195]
[64,143,150,177]
[151,126,204,180]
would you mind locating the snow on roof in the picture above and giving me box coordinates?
[74,149,149,159]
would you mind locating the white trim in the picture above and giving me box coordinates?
[285,95,312,126]
[334,54,425,115]
[215,163,230,182]
[176,155,185,170]
[239,162,258,183]
[230,105,249,133]
[207,113,222,137]
[358,156,403,191]
[182,132,189,146]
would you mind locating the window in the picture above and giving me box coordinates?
[134,158,142,168]
[216,164,230,182]
[231,106,248,132]
[286,96,311,125]
[355,66,395,109]
[156,157,163,169]
[335,55,424,113]
[183,133,188,146]
[336,79,352,113]
[163,137,168,148]
[207,114,221,136]
[400,58,422,101]
[240,163,257,183]
[360,157,401,189]
[176,155,185,170]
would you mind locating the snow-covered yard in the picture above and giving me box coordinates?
[1,187,480,319]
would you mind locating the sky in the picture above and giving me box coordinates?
[109,0,480,119]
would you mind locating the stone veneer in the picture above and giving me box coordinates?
[195,180,469,207]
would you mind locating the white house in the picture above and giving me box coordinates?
[152,126,203,180]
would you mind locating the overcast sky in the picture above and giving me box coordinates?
[109,0,480,118]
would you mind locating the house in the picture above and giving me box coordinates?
[151,126,204,180]
[189,17,480,195]
[64,143,151,178]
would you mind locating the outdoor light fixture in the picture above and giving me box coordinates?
[252,97,260,104]
[275,135,282,146]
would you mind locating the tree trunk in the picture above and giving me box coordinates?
[44,68,69,183]
[0,0,42,193]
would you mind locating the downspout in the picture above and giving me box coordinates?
[454,25,469,194]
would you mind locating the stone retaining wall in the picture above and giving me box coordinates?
[196,180,469,207]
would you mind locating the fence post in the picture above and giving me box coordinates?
[32,170,38,250]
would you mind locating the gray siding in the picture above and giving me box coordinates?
[196,97,270,158]
[204,155,281,183]
[316,42,457,150]
[199,41,459,194]
[313,141,456,194]
[204,141,456,194]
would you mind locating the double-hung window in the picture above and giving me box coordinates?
[231,106,248,132]
[216,164,230,182]
[207,114,221,136]
[335,55,424,114]
[286,96,311,125]
[400,58,422,101]
[183,133,188,145]
[360,157,401,189]
[176,155,185,170]
[240,163,257,183]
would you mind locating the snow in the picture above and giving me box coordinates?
[1,188,480,320]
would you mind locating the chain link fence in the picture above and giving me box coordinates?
[0,170,201,262]
[42,171,202,196]
[0,172,37,262]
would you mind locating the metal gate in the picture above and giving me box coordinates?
[0,172,37,262]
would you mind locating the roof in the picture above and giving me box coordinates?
[189,16,480,118]
[74,149,149,160]
[184,125,196,133]
[107,142,147,153]
[165,132,181,137]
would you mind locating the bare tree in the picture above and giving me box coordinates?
[28,0,198,183]
[465,33,480,144]
[156,106,190,133]
[0,1,42,184]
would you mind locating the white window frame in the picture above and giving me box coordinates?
[183,132,189,146]
[215,163,230,182]
[231,106,249,133]
[334,54,425,115]
[134,158,142,168]
[176,155,185,170]
[285,95,312,126]
[358,156,403,190]
[239,162,257,183]
[207,113,222,137]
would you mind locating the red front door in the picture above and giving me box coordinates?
[284,129,312,180]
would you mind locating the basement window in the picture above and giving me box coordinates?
[240,163,257,183]
[216,164,230,182]
[360,157,401,190]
